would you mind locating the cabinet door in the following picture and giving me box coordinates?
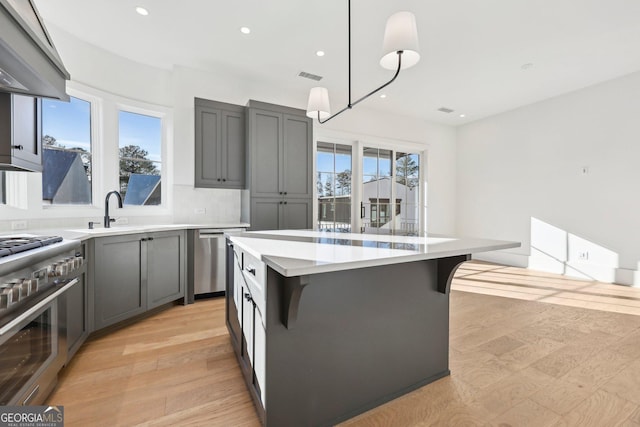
[250,109,281,197]
[93,234,145,330]
[282,198,312,230]
[282,114,312,198]
[250,198,281,231]
[241,283,254,369]
[0,93,42,171]
[220,110,245,189]
[66,273,88,362]
[147,231,185,309]
[226,242,242,347]
[254,310,266,405]
[194,105,222,187]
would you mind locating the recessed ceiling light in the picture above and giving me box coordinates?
[135,6,149,16]
[521,63,534,70]
[459,114,465,118]
[316,51,325,57]
[380,94,387,99]
[240,27,251,34]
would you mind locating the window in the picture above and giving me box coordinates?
[395,152,420,232]
[316,142,424,233]
[118,111,162,206]
[362,147,392,230]
[317,142,352,232]
[41,96,92,205]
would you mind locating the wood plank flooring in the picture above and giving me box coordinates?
[48,261,640,426]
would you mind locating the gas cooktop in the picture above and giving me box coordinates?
[0,236,63,258]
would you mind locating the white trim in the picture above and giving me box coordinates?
[0,80,174,221]
[314,131,427,233]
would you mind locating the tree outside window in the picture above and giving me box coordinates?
[118,111,162,206]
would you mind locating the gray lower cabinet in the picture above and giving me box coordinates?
[65,272,88,362]
[147,232,185,309]
[250,198,312,231]
[194,98,245,189]
[91,230,186,330]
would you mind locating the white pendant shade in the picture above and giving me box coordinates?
[380,11,420,70]
[306,87,331,119]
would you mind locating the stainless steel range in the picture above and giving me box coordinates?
[0,235,83,406]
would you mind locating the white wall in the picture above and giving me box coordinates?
[457,71,640,285]
[1,26,457,233]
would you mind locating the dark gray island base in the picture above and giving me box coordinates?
[225,241,470,426]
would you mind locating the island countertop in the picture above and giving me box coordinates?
[227,229,520,277]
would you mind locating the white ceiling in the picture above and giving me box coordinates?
[33,0,640,126]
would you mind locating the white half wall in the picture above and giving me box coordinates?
[456,71,640,285]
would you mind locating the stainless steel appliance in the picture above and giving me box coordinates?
[0,0,70,100]
[193,228,245,298]
[0,235,83,405]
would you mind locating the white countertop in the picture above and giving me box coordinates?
[0,223,250,241]
[228,230,520,277]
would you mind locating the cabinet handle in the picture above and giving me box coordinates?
[11,145,24,150]
[360,202,365,219]
[244,292,252,302]
[279,192,283,195]
[246,266,256,276]
[141,237,154,241]
[217,178,221,182]
[148,237,154,241]
[222,178,226,182]
[279,201,282,205]
[284,201,287,204]
[284,192,287,195]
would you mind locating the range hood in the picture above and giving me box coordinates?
[0,0,69,101]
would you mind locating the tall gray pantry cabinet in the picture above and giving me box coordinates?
[246,100,313,230]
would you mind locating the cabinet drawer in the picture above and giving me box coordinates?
[237,248,266,321]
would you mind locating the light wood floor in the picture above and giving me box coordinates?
[48,261,640,426]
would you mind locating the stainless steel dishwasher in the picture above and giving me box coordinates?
[193,228,245,298]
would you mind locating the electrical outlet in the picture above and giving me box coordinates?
[194,208,206,215]
[578,251,589,261]
[114,217,129,225]
[11,220,27,230]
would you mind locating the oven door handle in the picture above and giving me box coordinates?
[0,278,78,337]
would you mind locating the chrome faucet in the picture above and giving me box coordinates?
[104,191,123,228]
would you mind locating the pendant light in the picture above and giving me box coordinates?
[306,0,420,124]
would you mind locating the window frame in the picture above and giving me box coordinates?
[115,100,171,212]
[41,91,97,207]
[314,132,428,234]
[39,86,103,212]
[0,81,173,221]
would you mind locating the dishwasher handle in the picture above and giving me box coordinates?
[197,228,245,238]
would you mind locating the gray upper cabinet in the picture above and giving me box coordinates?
[246,100,313,231]
[0,93,42,172]
[194,98,245,189]
[247,101,312,199]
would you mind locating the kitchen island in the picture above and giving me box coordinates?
[225,230,519,426]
